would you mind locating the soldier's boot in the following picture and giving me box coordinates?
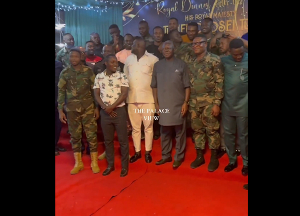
[91,152,100,174]
[190,149,205,169]
[208,149,219,172]
[98,151,106,160]
[70,152,84,175]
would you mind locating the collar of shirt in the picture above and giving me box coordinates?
[192,52,210,63]
[70,65,89,73]
[103,69,120,77]
[63,46,73,54]
[220,53,230,58]
[132,50,151,60]
[143,34,153,39]
[228,52,248,62]
[86,55,102,62]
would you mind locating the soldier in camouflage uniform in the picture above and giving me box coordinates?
[168,28,196,138]
[138,20,155,47]
[57,48,100,175]
[56,33,75,68]
[168,29,194,61]
[186,34,224,172]
[208,34,243,158]
[199,17,220,55]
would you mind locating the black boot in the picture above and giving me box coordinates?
[190,149,205,169]
[217,149,226,158]
[208,149,219,172]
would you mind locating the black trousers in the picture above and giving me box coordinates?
[100,106,129,169]
[160,118,186,161]
[153,113,161,136]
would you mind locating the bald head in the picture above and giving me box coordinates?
[102,44,115,57]
[63,33,74,48]
[131,38,146,55]
[90,32,101,45]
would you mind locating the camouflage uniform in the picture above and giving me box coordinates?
[56,47,71,68]
[207,32,220,55]
[174,42,194,61]
[143,34,155,47]
[57,65,98,153]
[187,52,224,150]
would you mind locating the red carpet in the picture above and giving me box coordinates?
[55,125,248,216]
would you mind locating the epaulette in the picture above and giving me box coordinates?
[60,66,71,73]
[82,65,91,71]
[209,52,220,60]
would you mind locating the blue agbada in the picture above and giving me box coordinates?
[221,53,248,117]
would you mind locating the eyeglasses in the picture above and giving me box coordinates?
[192,41,207,46]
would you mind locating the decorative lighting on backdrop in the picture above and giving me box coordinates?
[56,2,109,12]
[55,1,157,12]
[55,24,65,30]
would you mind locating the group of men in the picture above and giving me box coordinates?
[55,17,248,189]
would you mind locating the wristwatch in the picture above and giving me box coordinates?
[102,106,106,110]
[184,101,189,105]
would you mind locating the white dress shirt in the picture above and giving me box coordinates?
[124,51,159,104]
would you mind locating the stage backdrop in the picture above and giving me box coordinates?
[122,0,248,37]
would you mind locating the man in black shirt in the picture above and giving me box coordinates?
[90,32,104,58]
[146,26,164,60]
[108,24,124,53]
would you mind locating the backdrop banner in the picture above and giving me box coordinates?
[122,0,248,37]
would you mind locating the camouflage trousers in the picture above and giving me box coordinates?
[67,104,98,153]
[189,104,220,150]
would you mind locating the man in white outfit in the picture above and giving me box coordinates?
[124,38,159,163]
